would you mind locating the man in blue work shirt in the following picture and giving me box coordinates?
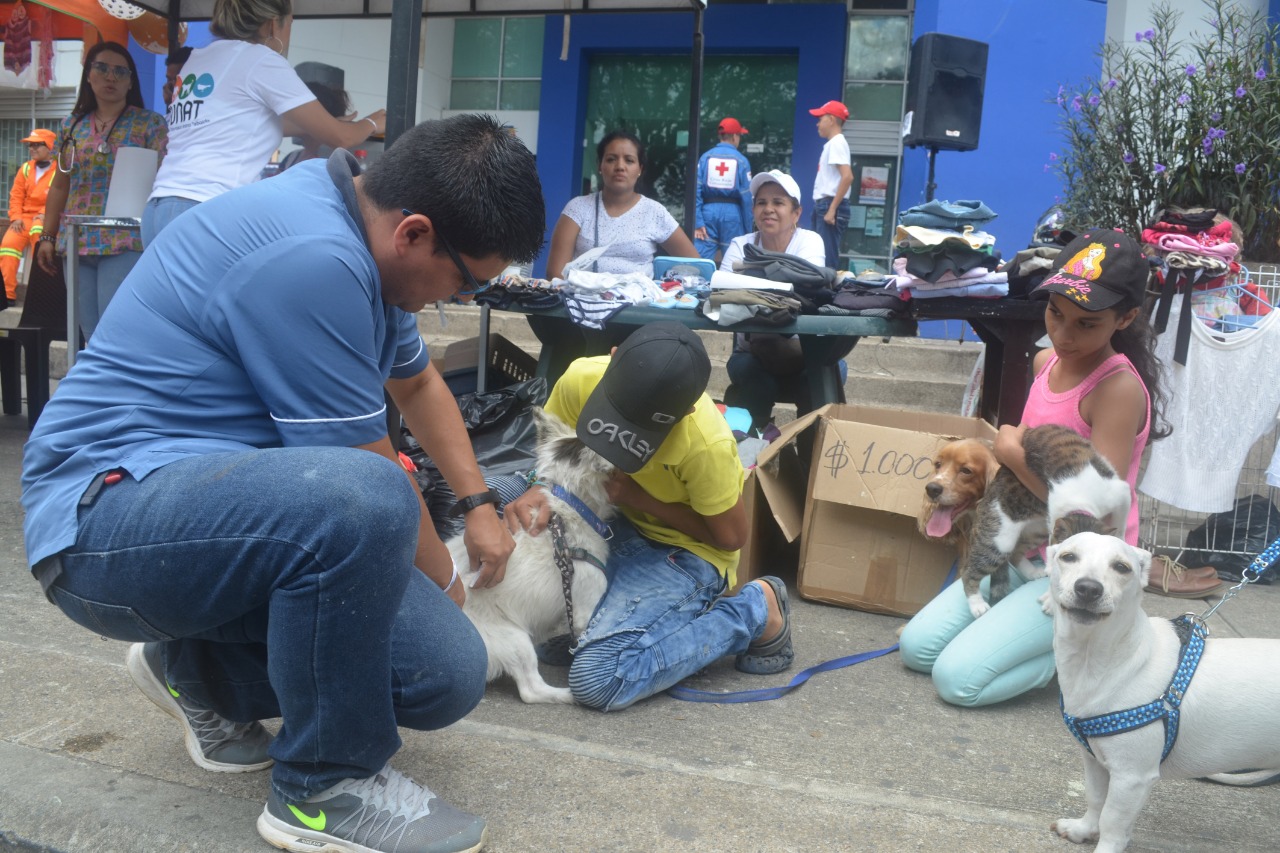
[694,117,753,263]
[21,115,546,853]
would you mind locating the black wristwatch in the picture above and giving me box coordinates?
[448,489,501,517]
[38,232,56,243]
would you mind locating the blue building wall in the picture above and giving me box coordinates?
[902,0,1107,254]
[902,0,1106,339]
[533,3,848,277]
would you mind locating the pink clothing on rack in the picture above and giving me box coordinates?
[1020,353,1151,545]
[1141,222,1239,262]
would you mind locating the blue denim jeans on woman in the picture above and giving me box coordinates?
[142,195,201,247]
[75,252,142,339]
[567,516,769,711]
[811,196,851,270]
[40,447,487,802]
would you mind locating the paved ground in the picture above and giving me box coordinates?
[2,410,1280,853]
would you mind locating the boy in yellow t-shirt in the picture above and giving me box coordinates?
[504,321,793,711]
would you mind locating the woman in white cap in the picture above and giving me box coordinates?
[719,169,825,272]
[142,0,386,244]
[721,170,836,433]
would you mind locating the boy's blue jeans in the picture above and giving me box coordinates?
[811,196,851,270]
[568,517,769,711]
[39,447,487,802]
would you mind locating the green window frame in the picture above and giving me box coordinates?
[450,17,544,111]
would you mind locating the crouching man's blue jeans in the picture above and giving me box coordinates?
[568,517,769,711]
[39,447,487,802]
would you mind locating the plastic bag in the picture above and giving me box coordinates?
[1182,494,1280,583]
[401,377,547,540]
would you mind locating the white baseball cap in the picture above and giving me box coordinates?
[749,170,802,205]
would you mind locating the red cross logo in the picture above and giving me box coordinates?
[714,161,730,177]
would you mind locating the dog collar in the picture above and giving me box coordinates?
[550,483,612,540]
[1060,615,1207,763]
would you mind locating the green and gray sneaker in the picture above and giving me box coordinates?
[125,642,273,773]
[257,765,488,853]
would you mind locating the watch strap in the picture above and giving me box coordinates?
[448,488,501,517]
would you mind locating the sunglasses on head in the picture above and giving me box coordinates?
[401,209,492,296]
[90,61,132,80]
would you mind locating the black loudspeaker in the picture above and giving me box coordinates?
[902,33,988,152]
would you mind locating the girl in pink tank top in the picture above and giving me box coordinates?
[997,229,1170,546]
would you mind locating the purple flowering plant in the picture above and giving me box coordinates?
[1053,0,1280,259]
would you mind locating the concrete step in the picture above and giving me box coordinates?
[416,305,982,416]
[4,303,983,418]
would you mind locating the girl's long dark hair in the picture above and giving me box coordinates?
[71,42,145,119]
[1112,286,1171,441]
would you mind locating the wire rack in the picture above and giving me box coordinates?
[1138,264,1280,560]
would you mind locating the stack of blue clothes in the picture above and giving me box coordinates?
[889,200,1007,300]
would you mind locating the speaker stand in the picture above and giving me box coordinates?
[925,146,939,201]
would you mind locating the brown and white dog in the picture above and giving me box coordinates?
[918,437,999,560]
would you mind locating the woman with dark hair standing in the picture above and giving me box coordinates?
[143,0,386,243]
[546,129,696,279]
[36,40,167,339]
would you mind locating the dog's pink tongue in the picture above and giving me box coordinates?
[926,507,954,538]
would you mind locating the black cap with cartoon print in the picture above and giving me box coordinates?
[1033,229,1150,311]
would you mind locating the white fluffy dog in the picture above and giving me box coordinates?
[1046,531,1280,852]
[449,408,614,704]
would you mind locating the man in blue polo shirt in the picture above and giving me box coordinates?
[20,115,545,853]
[693,117,753,263]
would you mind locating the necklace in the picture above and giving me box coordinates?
[92,109,125,155]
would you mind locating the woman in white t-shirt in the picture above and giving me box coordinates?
[545,130,696,279]
[142,0,387,245]
[721,170,842,433]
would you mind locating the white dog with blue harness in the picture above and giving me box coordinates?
[1046,531,1280,853]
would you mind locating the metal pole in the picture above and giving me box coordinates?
[384,0,424,449]
[386,0,424,146]
[682,2,706,238]
[925,146,938,202]
[167,0,182,57]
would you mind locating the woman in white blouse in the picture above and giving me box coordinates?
[546,130,696,279]
[719,170,825,271]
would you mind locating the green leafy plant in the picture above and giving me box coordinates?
[1053,0,1280,260]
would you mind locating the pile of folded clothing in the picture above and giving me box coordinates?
[889,200,1006,299]
[1141,207,1252,364]
[1141,207,1240,292]
[818,268,910,319]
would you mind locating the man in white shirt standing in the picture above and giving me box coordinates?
[808,99,854,269]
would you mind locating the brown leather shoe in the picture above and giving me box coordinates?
[1146,554,1224,598]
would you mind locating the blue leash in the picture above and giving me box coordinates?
[668,561,959,704]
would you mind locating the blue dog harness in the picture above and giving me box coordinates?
[1061,615,1207,763]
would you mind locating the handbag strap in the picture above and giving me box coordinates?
[592,191,601,273]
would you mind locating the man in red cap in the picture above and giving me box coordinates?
[808,100,853,269]
[1,127,56,302]
[694,116,753,263]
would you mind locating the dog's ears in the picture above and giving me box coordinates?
[531,407,572,444]
[1045,541,1060,567]
[1134,546,1152,587]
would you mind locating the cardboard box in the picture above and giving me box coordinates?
[749,404,998,617]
